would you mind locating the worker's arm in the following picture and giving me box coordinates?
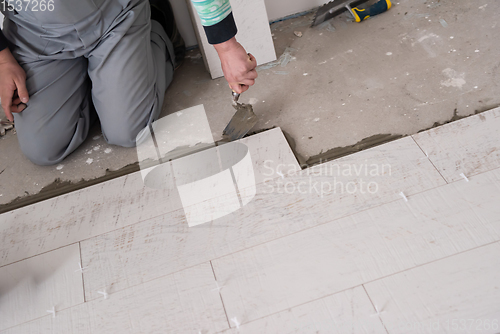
[190,0,257,94]
[0,30,29,122]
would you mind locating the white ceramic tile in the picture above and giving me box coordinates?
[0,244,84,331]
[364,242,500,334]
[412,107,500,183]
[0,263,228,334]
[79,180,308,301]
[210,168,500,325]
[235,127,300,184]
[168,127,299,227]
[0,128,297,268]
[186,0,277,79]
[219,286,387,333]
[80,135,446,301]
[0,165,182,268]
[281,135,447,225]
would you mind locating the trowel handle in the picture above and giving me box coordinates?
[352,0,391,22]
[232,90,240,104]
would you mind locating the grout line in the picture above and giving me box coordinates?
[210,261,232,329]
[229,167,244,208]
[149,124,163,164]
[210,260,218,281]
[0,301,88,332]
[0,242,81,269]
[358,239,500,288]
[410,135,449,184]
[362,284,390,334]
[78,242,87,303]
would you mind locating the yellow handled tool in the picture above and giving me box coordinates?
[312,0,391,26]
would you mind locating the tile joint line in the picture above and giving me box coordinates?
[362,285,389,334]
[410,135,449,184]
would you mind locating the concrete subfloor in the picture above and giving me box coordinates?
[1,0,499,209]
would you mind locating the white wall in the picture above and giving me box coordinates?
[175,0,329,48]
[264,0,327,21]
[170,0,198,48]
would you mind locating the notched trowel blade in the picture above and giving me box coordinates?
[222,103,258,141]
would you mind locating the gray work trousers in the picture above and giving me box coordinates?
[2,0,175,165]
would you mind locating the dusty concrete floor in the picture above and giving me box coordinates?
[1,0,499,208]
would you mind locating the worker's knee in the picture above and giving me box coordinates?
[15,103,89,166]
[19,138,66,166]
[103,123,142,148]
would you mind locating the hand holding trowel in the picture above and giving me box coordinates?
[222,54,259,141]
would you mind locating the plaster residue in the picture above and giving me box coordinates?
[412,32,441,58]
[441,68,466,89]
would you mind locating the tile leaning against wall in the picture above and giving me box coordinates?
[186,0,277,79]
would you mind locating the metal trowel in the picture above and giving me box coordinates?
[222,91,258,141]
[312,0,391,26]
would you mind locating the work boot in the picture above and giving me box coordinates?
[150,0,186,69]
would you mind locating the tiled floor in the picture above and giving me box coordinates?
[1,108,500,333]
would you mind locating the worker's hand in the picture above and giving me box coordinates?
[213,37,257,94]
[0,48,29,122]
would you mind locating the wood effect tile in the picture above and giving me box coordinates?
[218,286,387,334]
[412,107,500,183]
[80,136,447,301]
[0,128,297,267]
[0,167,181,268]
[364,242,500,334]
[210,168,500,324]
[0,244,84,331]
[1,263,228,334]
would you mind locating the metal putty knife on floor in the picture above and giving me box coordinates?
[222,91,258,141]
[312,0,391,26]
